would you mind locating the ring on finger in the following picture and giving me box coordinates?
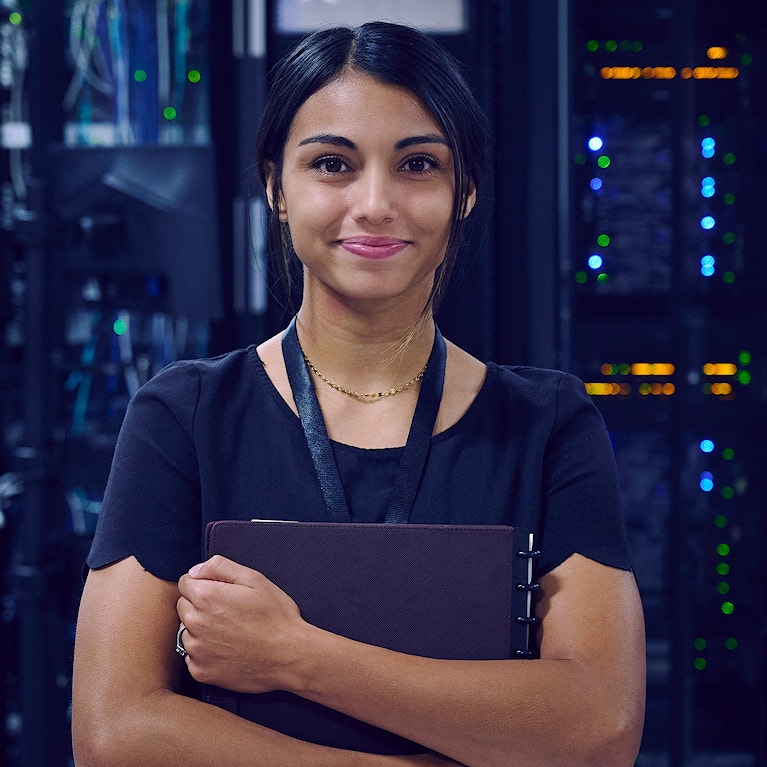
[175,622,189,659]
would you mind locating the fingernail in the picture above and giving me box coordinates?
[188,563,203,576]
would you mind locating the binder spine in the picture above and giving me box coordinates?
[514,532,541,659]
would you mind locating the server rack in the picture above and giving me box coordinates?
[567,1,766,764]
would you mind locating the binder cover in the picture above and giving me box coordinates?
[201,520,537,754]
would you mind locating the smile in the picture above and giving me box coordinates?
[339,237,410,260]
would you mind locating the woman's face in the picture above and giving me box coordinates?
[272,72,470,311]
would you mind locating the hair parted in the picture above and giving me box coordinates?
[254,21,492,317]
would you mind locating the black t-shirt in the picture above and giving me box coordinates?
[87,346,632,581]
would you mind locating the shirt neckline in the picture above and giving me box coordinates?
[250,346,497,451]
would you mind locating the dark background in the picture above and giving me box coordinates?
[1,1,765,765]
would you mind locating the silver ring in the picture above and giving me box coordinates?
[175,622,188,658]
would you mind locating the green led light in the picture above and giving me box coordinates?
[597,155,611,168]
[741,53,753,66]
[605,39,618,52]
[723,231,736,245]
[693,657,707,671]
[574,152,587,165]
[163,106,177,120]
[597,234,611,247]
[721,487,734,500]
[9,11,22,25]
[737,370,751,385]
[631,40,643,52]
[697,114,711,127]
[723,152,736,165]
[725,637,738,650]
[716,581,730,595]
[574,271,587,284]
[693,637,707,651]
[188,69,201,84]
[618,363,630,375]
[134,69,147,83]
[716,543,730,557]
[586,39,599,52]
[619,40,632,51]
[716,562,730,576]
[723,192,735,205]
[596,273,610,284]
[714,514,728,528]
[721,601,735,615]
[722,447,735,460]
[738,350,751,365]
[722,271,735,284]
[113,319,128,336]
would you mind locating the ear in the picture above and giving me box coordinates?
[264,161,288,222]
[460,181,477,220]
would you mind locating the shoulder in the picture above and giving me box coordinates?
[491,364,590,407]
[140,346,257,399]
[127,346,261,431]
[492,361,582,389]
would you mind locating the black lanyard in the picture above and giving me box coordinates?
[281,316,446,524]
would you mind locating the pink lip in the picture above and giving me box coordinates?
[339,236,409,260]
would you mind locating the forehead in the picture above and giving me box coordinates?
[285,72,446,146]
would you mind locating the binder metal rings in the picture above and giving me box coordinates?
[513,538,541,658]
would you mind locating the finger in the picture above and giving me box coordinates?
[176,594,193,622]
[185,555,263,587]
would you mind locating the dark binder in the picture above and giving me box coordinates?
[202,520,539,754]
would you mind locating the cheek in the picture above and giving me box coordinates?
[414,189,454,242]
[282,183,345,231]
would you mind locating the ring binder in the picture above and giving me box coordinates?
[201,520,539,754]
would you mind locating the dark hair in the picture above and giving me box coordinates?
[255,21,492,316]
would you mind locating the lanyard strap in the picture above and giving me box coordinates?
[281,317,446,524]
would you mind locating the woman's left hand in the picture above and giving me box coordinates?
[177,555,307,694]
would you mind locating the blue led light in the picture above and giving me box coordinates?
[701,216,716,230]
[700,439,715,453]
[700,471,714,492]
[702,147,715,159]
[701,137,716,151]
[701,176,716,198]
[588,254,603,270]
[590,177,603,190]
[588,136,604,151]
[700,254,716,277]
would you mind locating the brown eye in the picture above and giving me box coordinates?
[312,156,350,174]
[323,159,344,173]
[400,154,440,175]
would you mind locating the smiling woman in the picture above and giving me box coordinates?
[72,21,645,767]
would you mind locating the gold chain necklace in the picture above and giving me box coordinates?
[302,354,428,400]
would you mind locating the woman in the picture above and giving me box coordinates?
[72,22,645,767]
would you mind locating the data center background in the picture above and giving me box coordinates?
[0,1,765,765]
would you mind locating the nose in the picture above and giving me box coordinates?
[350,166,398,225]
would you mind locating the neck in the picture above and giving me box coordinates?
[295,300,435,395]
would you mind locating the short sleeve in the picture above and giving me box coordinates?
[537,372,631,576]
[86,361,203,581]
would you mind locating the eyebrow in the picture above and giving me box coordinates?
[296,133,450,151]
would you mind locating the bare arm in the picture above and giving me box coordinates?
[72,556,458,767]
[179,553,646,767]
